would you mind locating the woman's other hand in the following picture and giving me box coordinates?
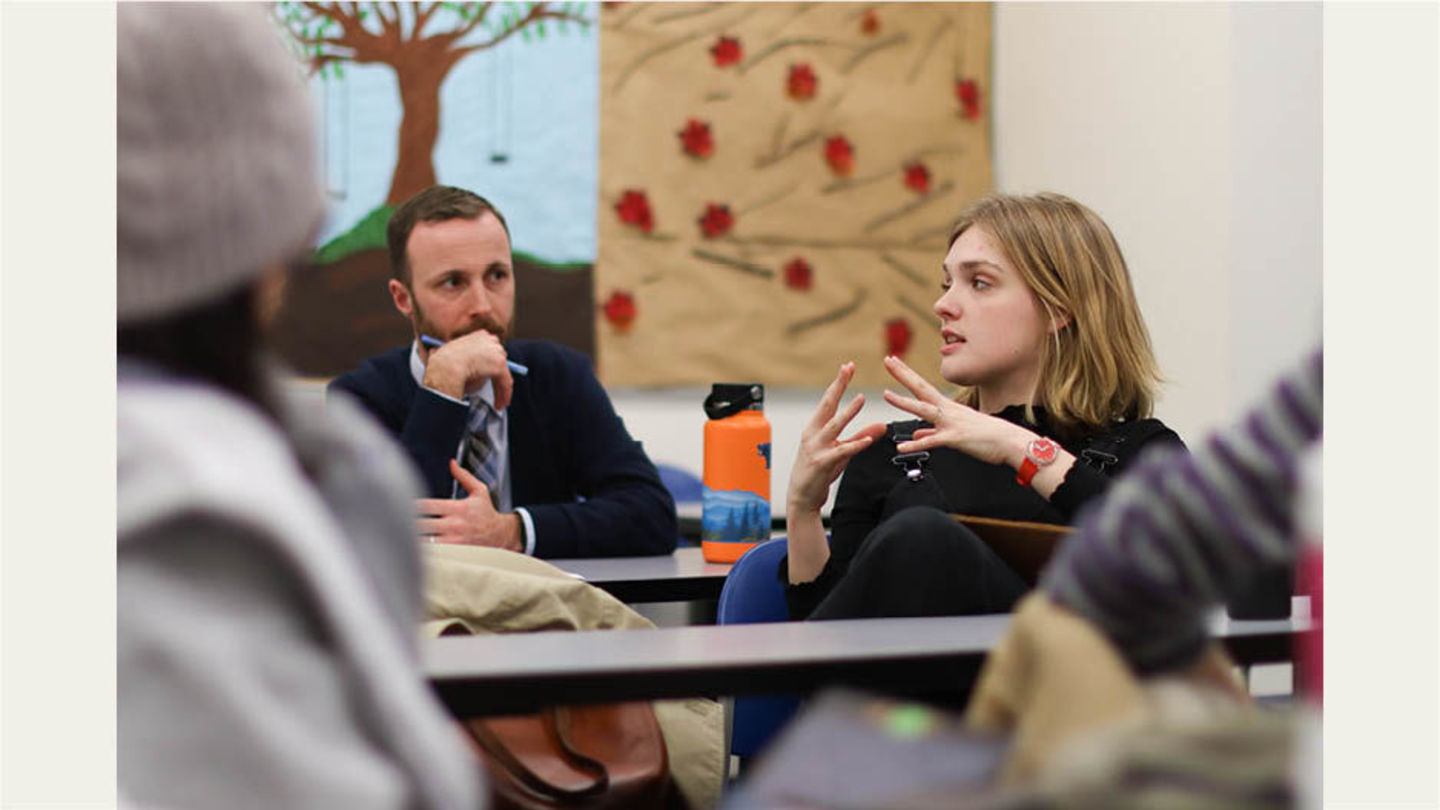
[881,355,1033,466]
[786,362,887,514]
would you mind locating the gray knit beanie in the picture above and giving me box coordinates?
[118,3,324,323]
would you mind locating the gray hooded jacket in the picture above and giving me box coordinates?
[118,362,483,810]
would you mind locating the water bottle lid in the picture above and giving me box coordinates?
[704,383,764,419]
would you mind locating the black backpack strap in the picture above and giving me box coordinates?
[887,420,933,482]
[1077,419,1170,474]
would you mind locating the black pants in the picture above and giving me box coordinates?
[808,506,1030,707]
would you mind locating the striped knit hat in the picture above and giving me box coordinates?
[118,3,324,323]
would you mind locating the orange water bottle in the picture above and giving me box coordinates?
[701,383,771,563]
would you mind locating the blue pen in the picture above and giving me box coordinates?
[420,334,529,377]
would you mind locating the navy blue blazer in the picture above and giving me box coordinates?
[329,340,677,558]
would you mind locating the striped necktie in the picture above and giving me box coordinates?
[460,400,503,507]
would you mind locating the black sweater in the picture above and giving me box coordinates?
[783,405,1184,619]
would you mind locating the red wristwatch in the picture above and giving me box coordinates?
[1015,437,1059,488]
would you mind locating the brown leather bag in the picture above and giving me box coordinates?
[459,702,675,810]
[433,590,680,808]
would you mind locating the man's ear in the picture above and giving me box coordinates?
[388,278,414,318]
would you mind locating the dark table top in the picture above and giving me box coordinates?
[426,600,1313,716]
[553,547,733,603]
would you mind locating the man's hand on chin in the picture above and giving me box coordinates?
[415,460,523,552]
[420,330,514,409]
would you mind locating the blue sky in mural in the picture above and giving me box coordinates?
[307,12,598,264]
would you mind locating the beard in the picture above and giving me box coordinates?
[411,297,511,344]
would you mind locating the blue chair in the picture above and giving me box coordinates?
[655,463,704,504]
[716,537,805,761]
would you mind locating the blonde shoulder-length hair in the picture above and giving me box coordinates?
[948,192,1162,433]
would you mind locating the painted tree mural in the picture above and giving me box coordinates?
[264,1,600,378]
[274,1,592,205]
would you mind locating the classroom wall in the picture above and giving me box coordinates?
[609,2,1323,506]
[1224,3,1322,416]
[992,1,1322,439]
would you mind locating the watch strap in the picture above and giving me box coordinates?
[1015,438,1058,488]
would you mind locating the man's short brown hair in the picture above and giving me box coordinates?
[386,185,511,285]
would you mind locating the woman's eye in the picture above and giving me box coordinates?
[940,276,952,291]
[972,277,991,291]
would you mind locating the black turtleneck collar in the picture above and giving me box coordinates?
[991,402,1043,427]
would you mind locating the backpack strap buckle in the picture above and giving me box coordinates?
[889,424,932,481]
[891,452,931,481]
[1079,449,1119,473]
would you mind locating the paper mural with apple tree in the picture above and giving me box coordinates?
[597,2,992,387]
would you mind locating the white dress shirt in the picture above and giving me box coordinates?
[409,341,536,555]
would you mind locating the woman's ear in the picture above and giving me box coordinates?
[1049,309,1072,333]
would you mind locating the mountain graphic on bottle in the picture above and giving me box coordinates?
[700,487,771,546]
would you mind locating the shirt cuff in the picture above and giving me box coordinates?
[420,383,467,407]
[514,507,537,556]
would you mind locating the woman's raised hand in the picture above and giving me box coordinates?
[881,355,1031,467]
[787,362,888,514]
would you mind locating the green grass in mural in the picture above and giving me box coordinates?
[515,251,590,272]
[313,203,592,272]
[313,204,394,265]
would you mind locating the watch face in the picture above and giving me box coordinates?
[1030,438,1059,464]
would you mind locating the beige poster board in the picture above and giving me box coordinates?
[597,2,992,387]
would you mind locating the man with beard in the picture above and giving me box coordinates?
[330,185,676,558]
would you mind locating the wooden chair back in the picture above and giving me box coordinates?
[951,514,1074,587]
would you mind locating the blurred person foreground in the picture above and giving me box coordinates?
[117,5,482,808]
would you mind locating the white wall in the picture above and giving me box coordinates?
[1225,3,1322,415]
[611,3,1323,501]
[992,1,1321,440]
[992,2,1232,442]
